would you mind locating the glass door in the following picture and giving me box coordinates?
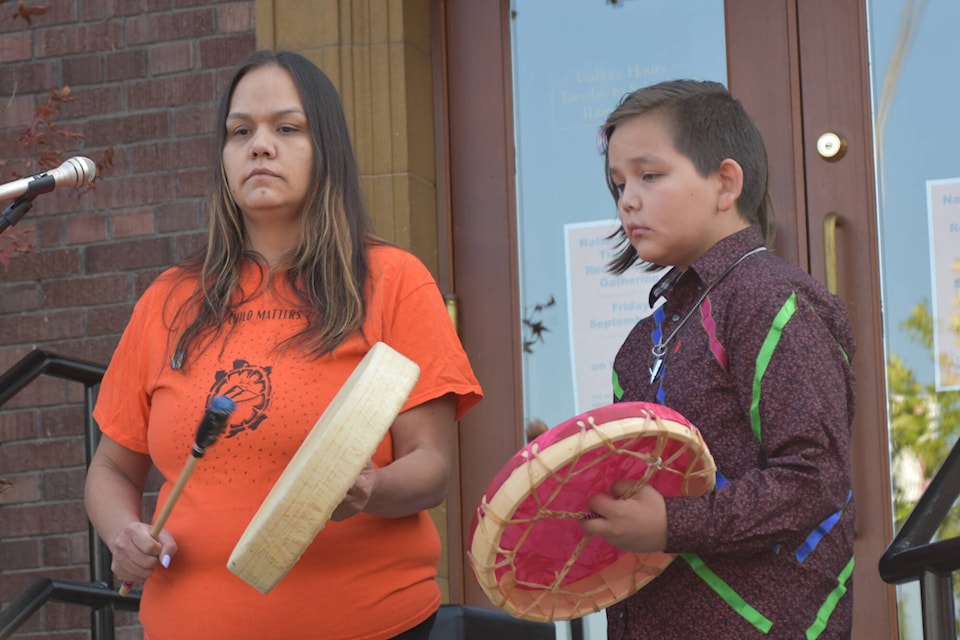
[441,1,897,635]
[867,0,960,636]
[509,0,726,435]
[508,2,725,637]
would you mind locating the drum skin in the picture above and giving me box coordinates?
[227,342,420,594]
[468,401,716,622]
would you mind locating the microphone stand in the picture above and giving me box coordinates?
[0,193,39,235]
[0,173,55,235]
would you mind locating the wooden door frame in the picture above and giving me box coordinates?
[794,1,896,636]
[727,2,895,636]
[436,0,525,608]
[437,1,897,636]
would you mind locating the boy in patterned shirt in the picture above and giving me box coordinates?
[581,80,855,639]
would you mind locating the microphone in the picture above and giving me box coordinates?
[0,156,97,202]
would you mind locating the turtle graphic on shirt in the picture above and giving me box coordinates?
[209,360,272,438]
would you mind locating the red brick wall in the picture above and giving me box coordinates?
[0,2,256,638]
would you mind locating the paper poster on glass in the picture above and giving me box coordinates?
[927,177,960,390]
[564,220,665,413]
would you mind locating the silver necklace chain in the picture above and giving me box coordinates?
[650,246,767,382]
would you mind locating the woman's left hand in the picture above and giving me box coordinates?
[329,394,456,521]
[330,462,376,521]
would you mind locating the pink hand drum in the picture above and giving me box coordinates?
[468,401,716,622]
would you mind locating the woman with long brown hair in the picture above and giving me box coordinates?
[85,50,482,640]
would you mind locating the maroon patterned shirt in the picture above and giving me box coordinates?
[607,226,855,639]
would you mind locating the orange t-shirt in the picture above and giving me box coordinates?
[93,244,482,640]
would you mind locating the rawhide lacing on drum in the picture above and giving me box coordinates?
[468,404,716,622]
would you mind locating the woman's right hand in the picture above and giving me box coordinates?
[109,522,179,585]
[85,434,169,588]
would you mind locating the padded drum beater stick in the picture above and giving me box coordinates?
[118,394,237,596]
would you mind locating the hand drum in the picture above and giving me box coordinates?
[468,402,715,622]
[228,342,420,594]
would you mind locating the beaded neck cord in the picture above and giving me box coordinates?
[649,245,768,383]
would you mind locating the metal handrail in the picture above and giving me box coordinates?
[0,350,107,405]
[0,579,140,639]
[880,436,960,640]
[0,350,140,640]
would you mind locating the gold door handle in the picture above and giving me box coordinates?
[444,293,459,333]
[823,212,838,295]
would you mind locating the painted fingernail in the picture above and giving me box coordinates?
[161,554,171,568]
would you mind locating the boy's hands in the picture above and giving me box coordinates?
[580,480,668,553]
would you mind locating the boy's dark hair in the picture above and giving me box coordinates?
[601,79,775,274]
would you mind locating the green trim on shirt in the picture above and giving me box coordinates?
[681,553,774,633]
[750,292,797,441]
[612,368,623,400]
[806,555,855,639]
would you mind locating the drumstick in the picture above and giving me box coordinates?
[118,394,236,596]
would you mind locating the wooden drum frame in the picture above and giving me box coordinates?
[468,402,716,622]
[227,342,420,594]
